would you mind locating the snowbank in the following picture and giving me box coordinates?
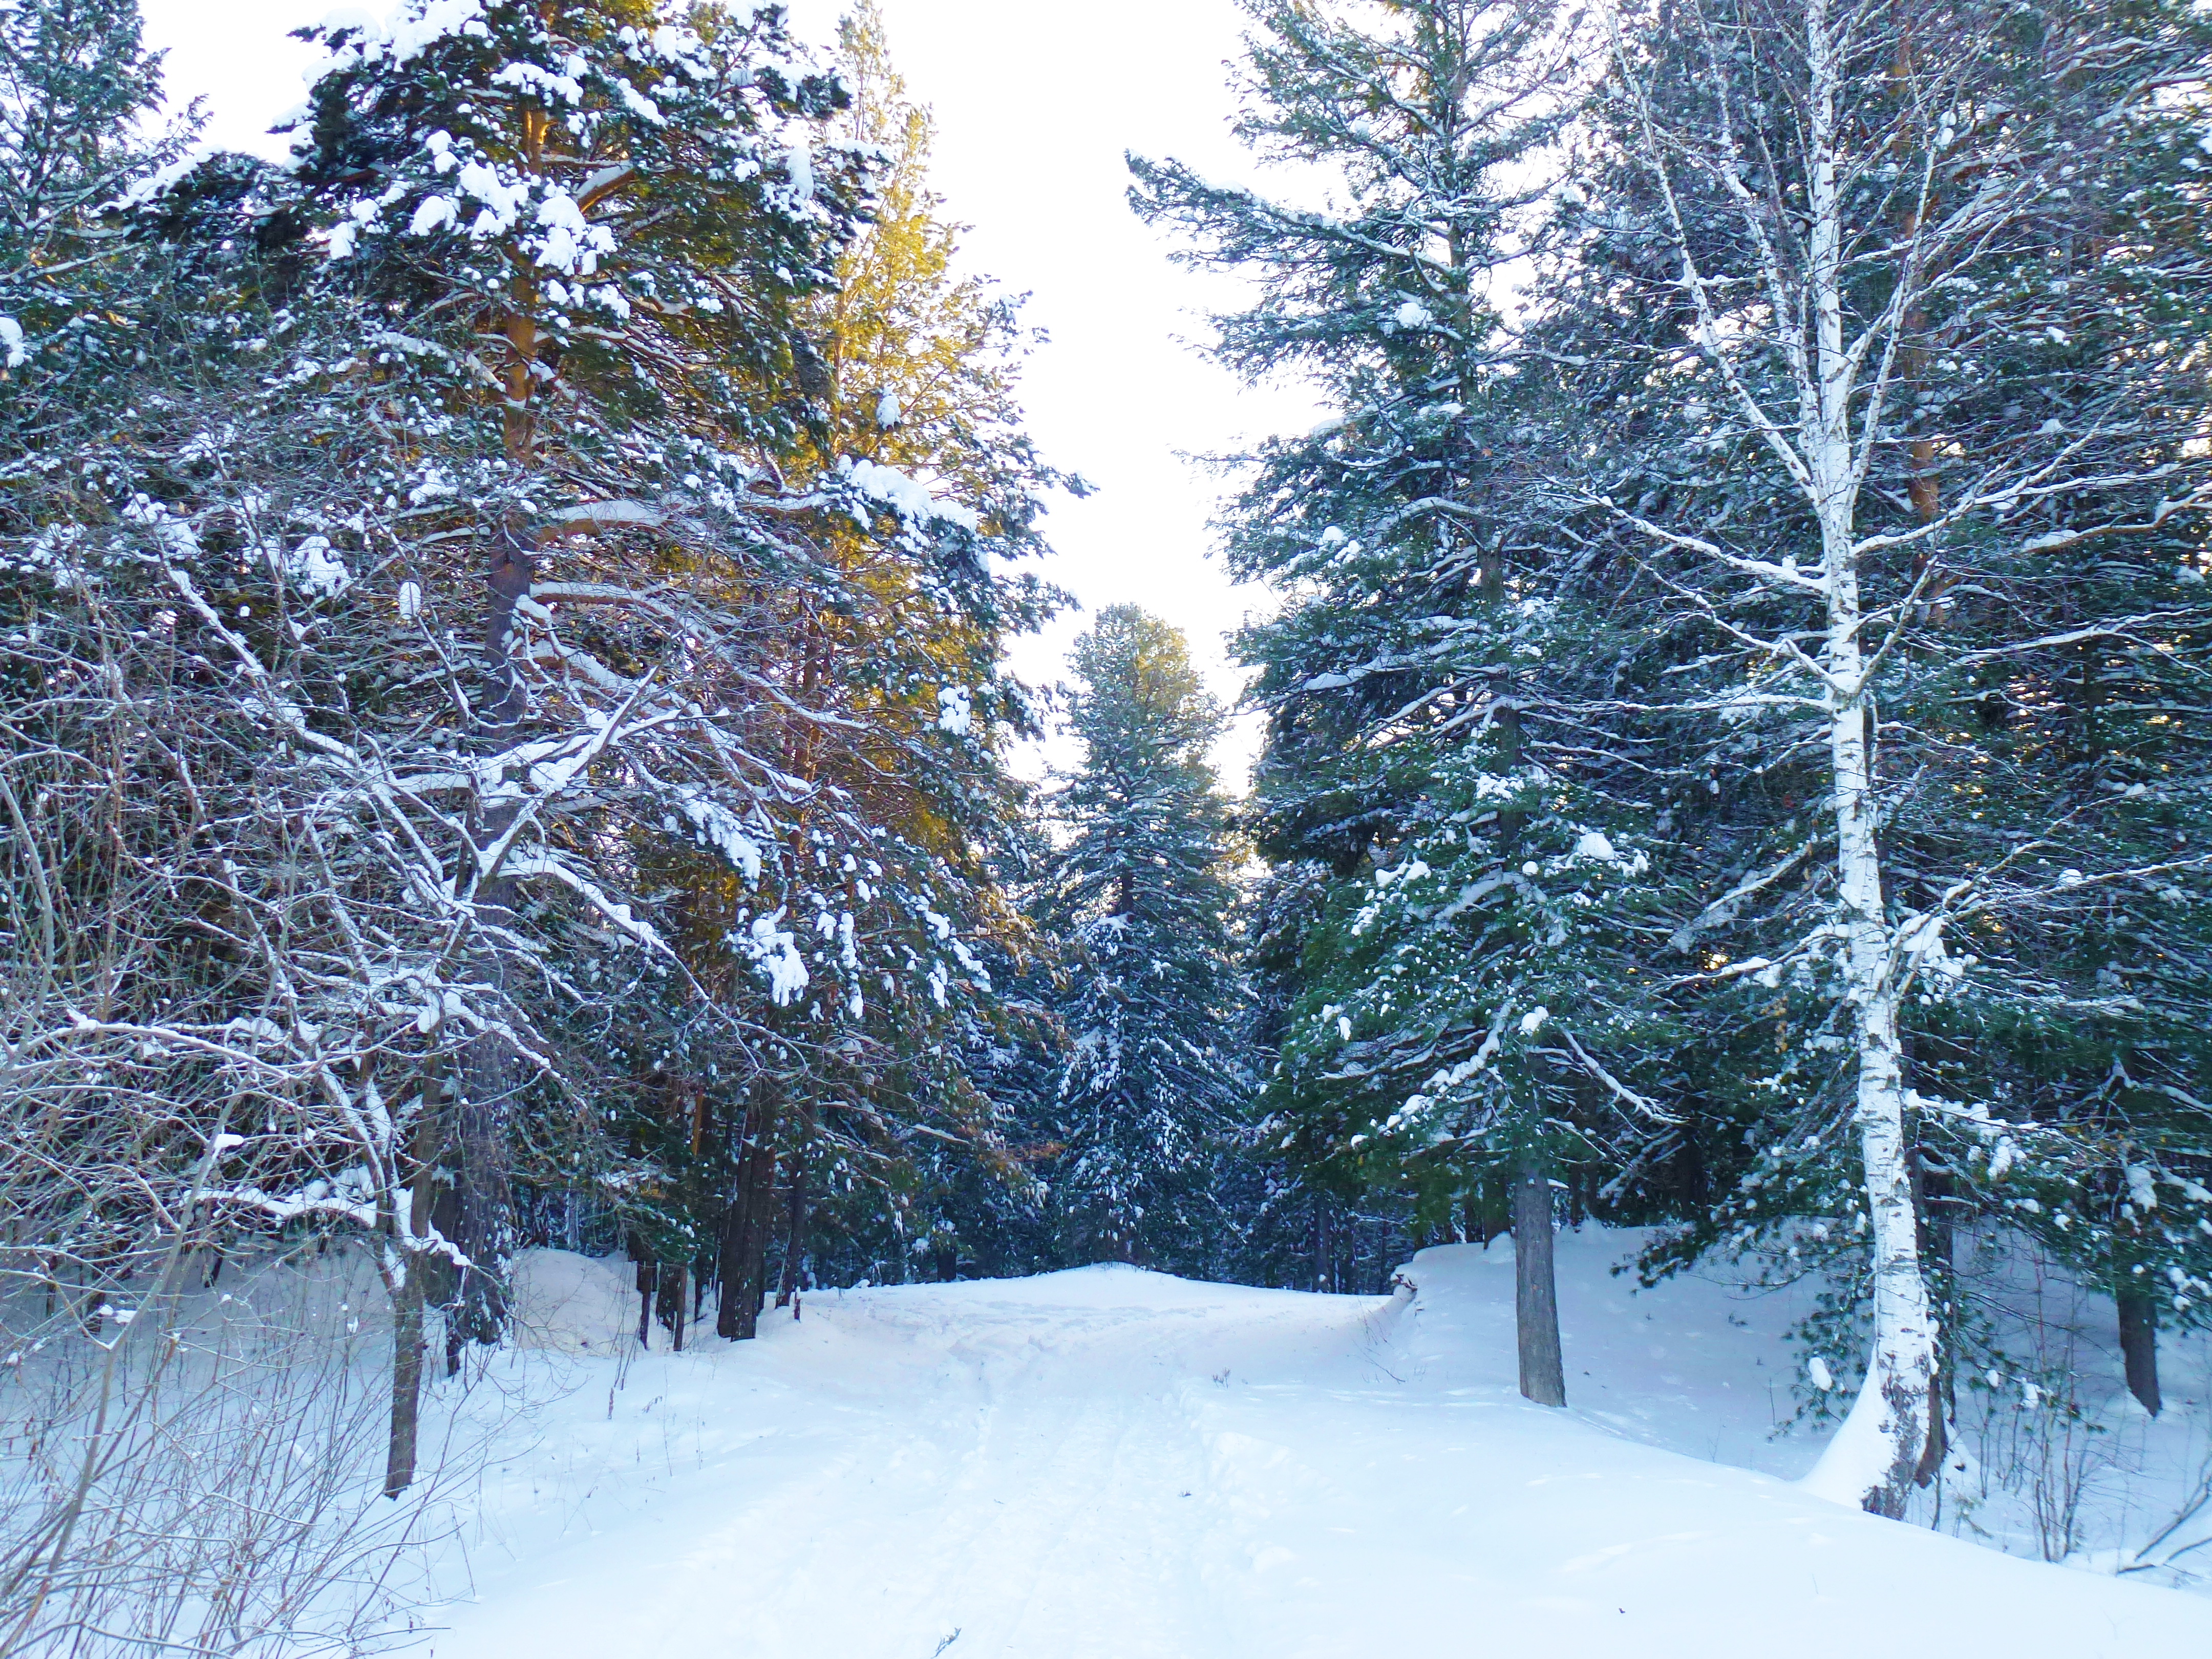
[406,1237,2209,1657]
[508,1244,635,1353]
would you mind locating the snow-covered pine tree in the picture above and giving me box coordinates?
[1033,607,1250,1273]
[1132,0,1664,1397]
[276,0,873,1352]
[1539,0,2212,1511]
[0,0,192,414]
[740,0,1073,1300]
[4,0,1059,1512]
[249,0,1066,1354]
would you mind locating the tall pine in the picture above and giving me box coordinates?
[1034,607,1249,1272]
[1132,0,1648,1394]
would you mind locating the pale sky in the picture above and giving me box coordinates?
[139,0,1323,787]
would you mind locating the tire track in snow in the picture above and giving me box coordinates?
[422,1259,2212,1659]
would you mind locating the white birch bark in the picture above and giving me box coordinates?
[1609,0,1939,1514]
[1793,0,1937,1518]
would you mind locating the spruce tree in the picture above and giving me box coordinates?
[1034,607,1250,1272]
[0,0,191,431]
[1133,0,1654,1393]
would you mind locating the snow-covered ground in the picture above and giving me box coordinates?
[409,1230,2212,1658]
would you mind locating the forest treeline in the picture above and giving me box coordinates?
[2,0,2209,1647]
[1133,0,2212,1516]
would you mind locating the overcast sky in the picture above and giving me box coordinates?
[137,0,1321,786]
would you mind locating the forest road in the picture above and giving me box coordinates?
[424,1258,2211,1659]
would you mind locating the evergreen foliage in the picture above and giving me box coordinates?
[0,0,190,409]
[1133,0,1659,1349]
[1145,0,2212,1495]
[1533,0,2212,1473]
[5,0,2212,1629]
[1032,607,1251,1271]
[0,0,1070,1563]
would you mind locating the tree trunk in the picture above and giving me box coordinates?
[383,1272,424,1498]
[2118,1286,2161,1417]
[450,71,546,1348]
[1512,1158,1566,1406]
[1793,0,1938,1517]
[739,1129,779,1327]
[775,1172,809,1309]
[659,1262,689,1351]
[1484,521,1559,1404]
[1912,1145,1954,1483]
[448,517,539,1354]
[448,1045,513,1347]
[715,1091,780,1339]
[449,942,516,1351]
[715,1122,751,1339]
[386,1102,444,1491]
[1805,403,1940,1523]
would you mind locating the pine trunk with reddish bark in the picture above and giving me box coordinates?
[716,1091,781,1340]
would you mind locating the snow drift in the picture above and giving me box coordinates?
[406,1232,2210,1657]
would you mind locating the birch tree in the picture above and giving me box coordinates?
[1582,0,2212,1513]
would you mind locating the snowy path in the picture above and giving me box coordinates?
[421,1246,2211,1658]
